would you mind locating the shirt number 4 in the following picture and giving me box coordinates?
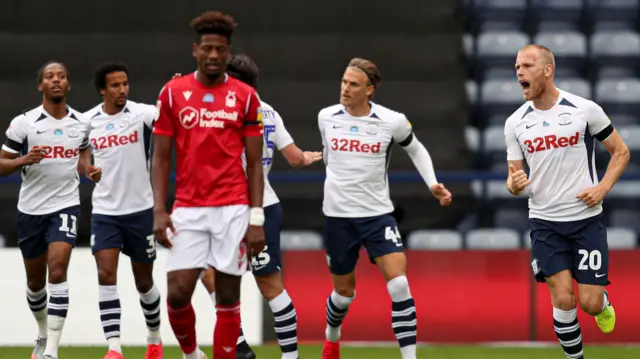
[385,226,403,247]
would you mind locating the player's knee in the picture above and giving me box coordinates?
[215,284,241,305]
[255,274,284,301]
[27,278,46,292]
[553,292,576,311]
[48,267,67,284]
[97,267,117,286]
[578,292,604,316]
[334,286,355,298]
[135,279,154,294]
[386,275,412,302]
[167,285,191,308]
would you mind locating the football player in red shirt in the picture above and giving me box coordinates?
[151,11,265,359]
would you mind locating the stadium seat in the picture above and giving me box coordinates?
[484,68,516,79]
[476,31,530,75]
[553,67,581,78]
[480,79,524,117]
[472,0,527,25]
[493,208,529,232]
[479,22,522,32]
[609,209,640,234]
[593,21,636,31]
[407,230,463,250]
[523,230,532,249]
[482,125,507,163]
[466,80,478,105]
[533,32,587,73]
[280,231,323,250]
[617,125,640,165]
[466,228,521,249]
[465,126,480,152]
[608,114,640,125]
[587,0,639,25]
[590,31,640,69]
[595,78,640,114]
[606,227,638,249]
[464,33,475,57]
[531,0,584,29]
[597,66,636,81]
[555,78,591,99]
[487,114,509,126]
[537,21,580,32]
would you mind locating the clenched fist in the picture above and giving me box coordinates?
[508,164,530,194]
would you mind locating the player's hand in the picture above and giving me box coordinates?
[508,163,530,193]
[86,165,102,183]
[577,185,608,208]
[18,147,45,166]
[430,183,452,206]
[246,225,266,257]
[302,151,322,166]
[153,210,176,249]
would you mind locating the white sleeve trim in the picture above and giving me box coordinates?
[1,144,18,154]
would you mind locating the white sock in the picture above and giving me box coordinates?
[99,285,122,353]
[43,282,69,358]
[210,291,217,306]
[269,290,299,359]
[184,347,203,359]
[26,287,48,339]
[400,345,417,359]
[601,291,610,312]
[107,337,122,354]
[139,285,162,344]
[325,290,355,343]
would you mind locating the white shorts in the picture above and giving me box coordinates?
[166,205,250,276]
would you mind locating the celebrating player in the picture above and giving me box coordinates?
[0,61,100,359]
[318,58,452,359]
[505,45,630,359]
[197,53,322,359]
[152,11,265,359]
[85,61,163,359]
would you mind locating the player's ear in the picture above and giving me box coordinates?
[37,83,43,93]
[192,42,198,58]
[544,64,553,78]
[366,85,374,98]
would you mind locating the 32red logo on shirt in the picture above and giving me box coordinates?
[91,131,139,150]
[524,132,579,153]
[331,138,381,153]
[38,145,80,159]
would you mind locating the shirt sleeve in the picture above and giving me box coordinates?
[391,114,414,146]
[505,119,524,161]
[152,85,176,137]
[79,120,91,149]
[587,102,614,142]
[272,111,294,150]
[2,115,28,154]
[242,91,264,137]
[143,104,158,129]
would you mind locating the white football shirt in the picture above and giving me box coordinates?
[85,100,156,215]
[319,102,413,218]
[504,89,613,222]
[2,105,91,215]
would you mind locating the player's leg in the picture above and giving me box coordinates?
[91,213,125,358]
[207,205,252,359]
[364,215,416,359]
[530,218,584,359]
[572,216,615,333]
[322,216,360,359]
[43,206,79,359]
[200,267,217,304]
[250,203,297,359]
[18,212,49,359]
[165,207,211,359]
[121,208,163,358]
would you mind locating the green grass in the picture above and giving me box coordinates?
[2,345,640,359]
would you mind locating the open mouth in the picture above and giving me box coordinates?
[520,80,531,90]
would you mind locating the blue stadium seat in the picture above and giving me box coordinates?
[609,210,640,234]
[477,31,530,77]
[537,21,580,33]
[587,0,639,25]
[407,230,463,250]
[553,67,581,78]
[595,78,640,114]
[466,228,521,249]
[464,33,474,57]
[609,114,640,125]
[465,126,481,152]
[617,125,640,165]
[531,0,584,27]
[473,0,528,25]
[480,79,525,117]
[593,21,636,31]
[482,125,507,161]
[487,114,509,126]
[555,78,591,99]
[280,230,323,250]
[607,180,640,209]
[533,32,587,73]
[590,31,640,69]
[466,80,478,105]
[484,68,516,79]
[493,208,529,232]
[606,227,638,249]
[597,66,636,81]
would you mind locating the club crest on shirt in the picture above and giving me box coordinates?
[558,112,572,126]
[225,91,236,107]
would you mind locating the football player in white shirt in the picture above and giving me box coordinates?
[84,62,163,359]
[505,45,630,359]
[0,61,101,359]
[197,54,322,359]
[318,58,452,359]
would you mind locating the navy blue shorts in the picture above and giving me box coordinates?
[324,213,404,275]
[529,213,610,286]
[17,205,80,259]
[91,208,155,262]
[250,203,283,276]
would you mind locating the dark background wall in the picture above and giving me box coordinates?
[0,0,470,245]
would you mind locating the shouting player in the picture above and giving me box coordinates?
[318,58,452,359]
[505,45,630,359]
[85,61,163,359]
[152,11,265,359]
[0,61,101,359]
[198,53,322,359]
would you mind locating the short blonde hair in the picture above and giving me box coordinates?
[348,58,381,88]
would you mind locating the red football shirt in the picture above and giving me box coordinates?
[153,73,263,209]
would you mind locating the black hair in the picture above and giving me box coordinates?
[94,61,129,93]
[227,53,259,89]
[190,11,238,43]
[37,61,69,84]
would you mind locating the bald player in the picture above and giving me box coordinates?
[505,44,630,359]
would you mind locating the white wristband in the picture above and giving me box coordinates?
[249,207,265,226]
